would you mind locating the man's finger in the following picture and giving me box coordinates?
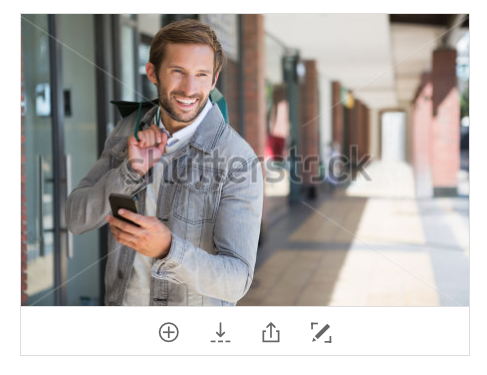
[157,132,168,152]
[146,128,155,146]
[106,214,141,234]
[110,224,136,245]
[118,209,150,228]
[127,134,140,147]
[151,124,162,144]
[138,131,147,147]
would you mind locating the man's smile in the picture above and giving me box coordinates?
[174,96,199,109]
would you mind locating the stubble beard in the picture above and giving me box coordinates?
[156,81,209,125]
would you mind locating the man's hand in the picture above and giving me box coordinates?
[127,124,168,177]
[105,209,172,259]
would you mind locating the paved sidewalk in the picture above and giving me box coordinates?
[239,161,469,306]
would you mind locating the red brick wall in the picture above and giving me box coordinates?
[21,37,28,305]
[331,81,343,147]
[241,14,267,233]
[412,50,460,196]
[241,14,266,159]
[431,48,460,189]
[355,99,363,160]
[346,102,357,164]
[299,60,320,185]
[222,60,239,132]
[364,105,370,157]
[359,102,370,159]
[362,102,368,158]
[411,73,434,196]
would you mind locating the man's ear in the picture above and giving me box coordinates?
[146,62,158,85]
[211,72,220,90]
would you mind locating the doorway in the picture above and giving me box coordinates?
[381,111,406,162]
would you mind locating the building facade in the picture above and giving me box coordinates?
[21,14,301,306]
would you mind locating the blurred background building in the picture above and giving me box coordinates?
[21,14,469,306]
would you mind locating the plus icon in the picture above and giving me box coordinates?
[159,323,179,342]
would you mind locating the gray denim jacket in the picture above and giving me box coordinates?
[65,103,263,306]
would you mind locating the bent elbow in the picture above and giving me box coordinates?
[227,265,254,303]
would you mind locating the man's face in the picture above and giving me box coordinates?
[147,43,218,126]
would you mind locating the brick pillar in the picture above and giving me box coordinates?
[222,60,240,132]
[331,81,343,147]
[348,100,358,166]
[355,99,363,160]
[241,14,267,236]
[412,73,434,197]
[299,60,320,193]
[21,37,28,305]
[361,102,368,158]
[431,48,460,196]
[364,105,370,157]
[241,14,266,158]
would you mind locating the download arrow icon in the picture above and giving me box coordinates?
[216,322,225,338]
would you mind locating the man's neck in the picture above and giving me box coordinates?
[159,99,211,135]
[160,111,192,135]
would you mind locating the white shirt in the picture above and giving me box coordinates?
[160,99,213,154]
[122,99,213,306]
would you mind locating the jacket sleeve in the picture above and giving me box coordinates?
[151,157,263,303]
[65,122,151,236]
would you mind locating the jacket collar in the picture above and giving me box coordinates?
[188,103,226,154]
[144,102,226,154]
[140,103,159,127]
[113,99,226,154]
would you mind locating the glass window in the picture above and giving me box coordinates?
[120,24,136,101]
[22,14,55,305]
[139,36,157,101]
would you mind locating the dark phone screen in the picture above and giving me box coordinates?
[109,194,141,227]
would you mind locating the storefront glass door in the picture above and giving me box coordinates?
[22,14,56,306]
[22,14,101,305]
[58,14,100,305]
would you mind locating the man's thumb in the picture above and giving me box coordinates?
[127,135,139,147]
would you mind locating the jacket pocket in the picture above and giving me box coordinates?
[173,164,222,226]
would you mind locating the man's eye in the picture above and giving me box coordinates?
[173,70,183,74]
[198,73,207,77]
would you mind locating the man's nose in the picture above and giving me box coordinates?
[180,75,197,96]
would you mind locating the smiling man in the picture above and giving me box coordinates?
[66,19,264,306]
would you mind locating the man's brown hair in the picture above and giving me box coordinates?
[149,19,226,83]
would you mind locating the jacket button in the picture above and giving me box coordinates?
[109,301,116,306]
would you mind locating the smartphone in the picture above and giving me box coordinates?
[109,193,140,227]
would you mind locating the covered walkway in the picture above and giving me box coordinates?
[239,161,469,306]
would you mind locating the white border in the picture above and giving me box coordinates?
[9,0,486,372]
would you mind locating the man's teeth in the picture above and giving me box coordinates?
[176,98,196,105]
